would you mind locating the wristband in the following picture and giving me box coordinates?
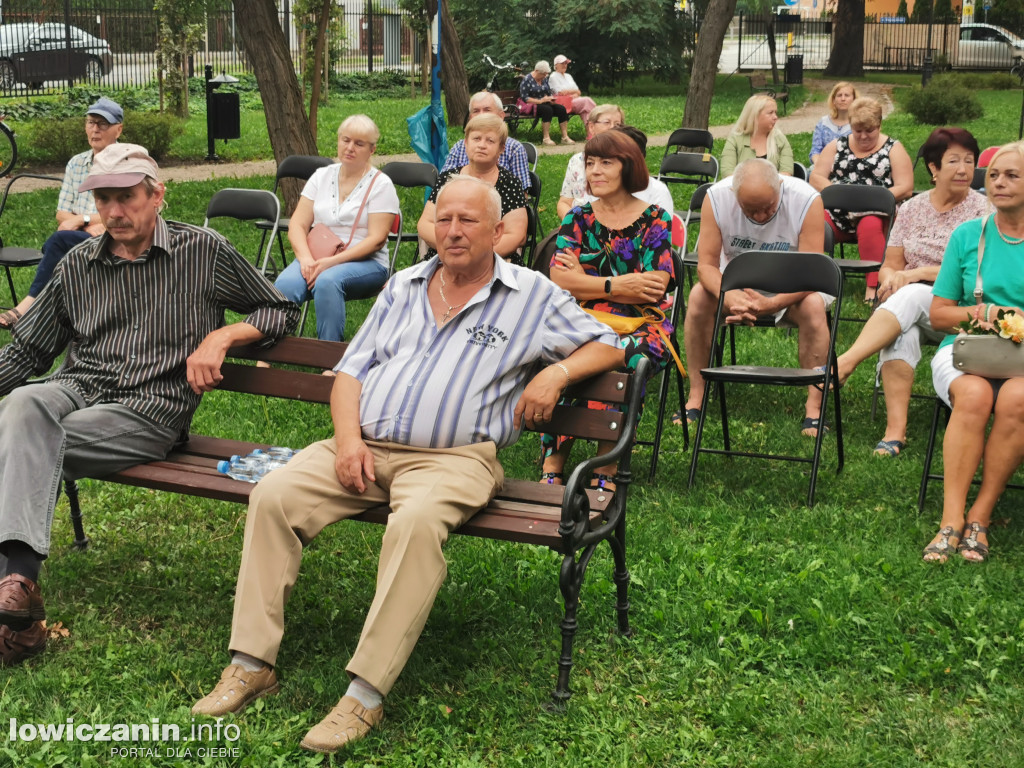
[554,362,571,390]
[987,303,995,324]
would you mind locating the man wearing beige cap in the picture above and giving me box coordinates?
[0,143,298,667]
[0,96,124,329]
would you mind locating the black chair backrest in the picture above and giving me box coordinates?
[972,166,986,191]
[913,144,926,170]
[530,225,560,278]
[527,170,542,202]
[523,141,538,170]
[658,153,719,185]
[823,223,835,256]
[665,128,714,154]
[274,155,333,189]
[792,161,808,181]
[689,182,712,214]
[381,161,439,190]
[205,188,281,223]
[819,184,897,236]
[721,250,843,298]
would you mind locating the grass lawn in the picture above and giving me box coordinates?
[2,82,1024,767]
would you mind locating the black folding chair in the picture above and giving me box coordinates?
[634,214,689,479]
[256,155,333,276]
[792,161,809,181]
[0,174,66,309]
[687,250,845,507]
[662,128,714,158]
[522,141,538,172]
[381,161,439,260]
[526,170,541,216]
[820,184,896,320]
[204,189,281,274]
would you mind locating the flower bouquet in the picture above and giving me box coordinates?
[953,308,1024,378]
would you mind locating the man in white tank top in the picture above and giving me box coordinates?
[682,159,832,437]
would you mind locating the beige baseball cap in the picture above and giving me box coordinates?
[79,143,159,192]
[553,54,571,66]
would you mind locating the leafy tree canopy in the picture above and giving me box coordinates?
[450,0,694,91]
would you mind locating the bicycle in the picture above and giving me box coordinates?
[481,54,529,135]
[0,117,17,178]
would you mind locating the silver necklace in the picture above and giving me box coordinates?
[437,267,467,325]
[995,219,1024,246]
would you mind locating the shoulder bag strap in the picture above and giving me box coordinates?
[341,170,380,252]
[974,213,989,306]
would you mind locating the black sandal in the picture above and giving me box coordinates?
[590,473,616,494]
[540,471,564,485]
[958,522,990,562]
[922,525,962,563]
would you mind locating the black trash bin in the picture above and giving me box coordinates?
[209,91,240,140]
[785,54,804,86]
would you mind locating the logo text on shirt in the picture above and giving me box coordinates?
[465,324,509,349]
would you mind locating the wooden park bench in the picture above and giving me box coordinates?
[62,335,649,706]
[747,73,790,115]
[491,88,583,139]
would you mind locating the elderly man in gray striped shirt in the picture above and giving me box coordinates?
[0,144,298,667]
[193,176,622,753]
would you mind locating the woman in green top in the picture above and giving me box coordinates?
[923,142,1024,563]
[719,94,794,177]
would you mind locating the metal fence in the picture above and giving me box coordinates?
[0,1,420,97]
[725,13,1024,74]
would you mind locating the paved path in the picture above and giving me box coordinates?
[12,79,896,189]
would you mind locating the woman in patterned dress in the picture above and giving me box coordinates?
[810,97,914,302]
[832,127,990,457]
[539,130,674,490]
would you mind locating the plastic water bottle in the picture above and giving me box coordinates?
[218,447,298,483]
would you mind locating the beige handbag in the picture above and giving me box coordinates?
[305,170,379,261]
[951,215,1024,378]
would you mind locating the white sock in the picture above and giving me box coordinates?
[230,652,268,673]
[345,676,383,709]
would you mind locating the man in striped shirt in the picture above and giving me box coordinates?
[193,176,621,753]
[0,144,298,667]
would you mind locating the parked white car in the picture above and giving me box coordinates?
[957,23,1024,69]
[0,22,113,89]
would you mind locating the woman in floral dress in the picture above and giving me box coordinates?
[540,130,674,491]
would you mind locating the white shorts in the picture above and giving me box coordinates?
[930,344,960,407]
[876,282,944,369]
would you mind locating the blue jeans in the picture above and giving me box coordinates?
[274,258,388,341]
[29,230,93,297]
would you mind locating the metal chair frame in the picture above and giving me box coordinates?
[204,188,281,274]
[0,173,66,308]
[255,155,333,276]
[687,250,846,507]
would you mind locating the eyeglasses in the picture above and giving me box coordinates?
[593,120,623,127]
[86,119,114,130]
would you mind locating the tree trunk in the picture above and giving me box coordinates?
[309,0,333,144]
[765,14,779,84]
[439,0,470,127]
[233,0,318,211]
[824,0,865,77]
[682,0,739,129]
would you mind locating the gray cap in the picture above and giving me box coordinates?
[86,96,123,125]
[79,143,158,192]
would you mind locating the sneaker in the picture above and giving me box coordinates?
[299,695,384,753]
[191,663,279,716]
[0,620,46,666]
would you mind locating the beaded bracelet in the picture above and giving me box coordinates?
[554,362,571,390]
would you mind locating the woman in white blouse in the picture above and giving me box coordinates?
[549,55,596,125]
[275,114,400,341]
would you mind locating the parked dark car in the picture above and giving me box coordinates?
[0,23,113,89]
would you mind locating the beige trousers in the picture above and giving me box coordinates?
[227,438,503,695]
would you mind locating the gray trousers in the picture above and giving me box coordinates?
[0,382,180,556]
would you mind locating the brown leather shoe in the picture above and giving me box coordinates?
[299,696,383,753]
[0,620,46,666]
[192,664,279,716]
[0,573,45,625]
